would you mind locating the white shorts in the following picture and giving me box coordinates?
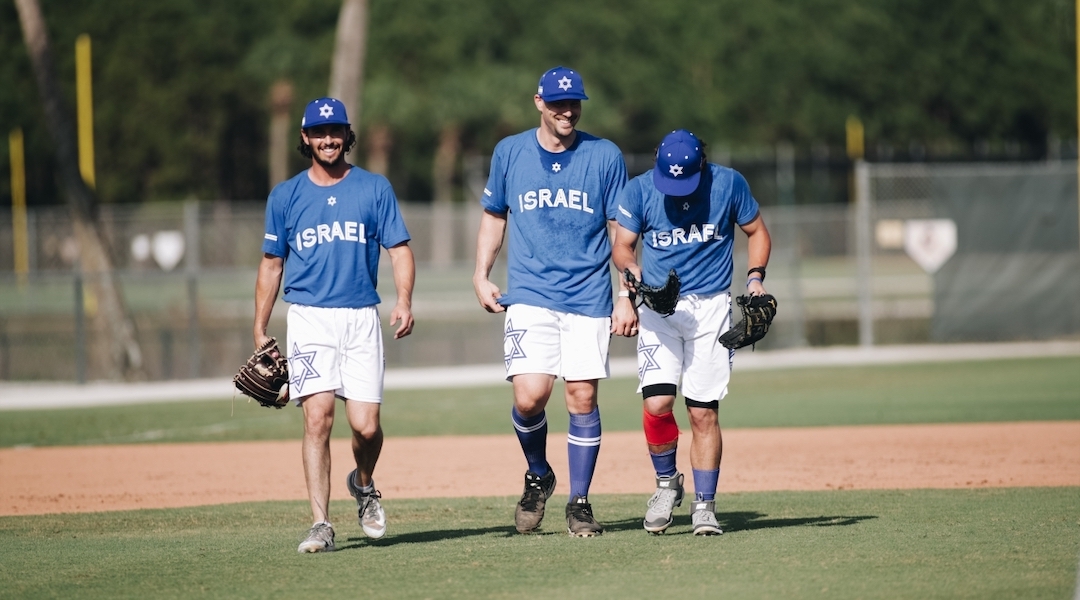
[286,304,385,404]
[636,291,734,403]
[503,304,611,381]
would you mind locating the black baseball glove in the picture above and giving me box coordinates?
[719,294,778,350]
[233,337,290,408]
[625,268,681,317]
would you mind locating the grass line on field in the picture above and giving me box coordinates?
[1,357,1077,447]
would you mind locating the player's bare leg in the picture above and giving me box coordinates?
[298,391,337,552]
[300,391,337,524]
[345,399,386,539]
[686,405,724,535]
[643,393,684,533]
[511,373,557,533]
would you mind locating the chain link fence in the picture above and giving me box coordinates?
[1,160,1076,381]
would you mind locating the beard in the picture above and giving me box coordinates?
[311,145,345,168]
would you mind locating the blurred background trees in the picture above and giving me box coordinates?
[1,0,1075,208]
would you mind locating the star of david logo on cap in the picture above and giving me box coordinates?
[552,162,562,173]
[669,164,684,177]
[327,196,337,206]
[558,76,572,91]
[318,103,334,118]
[504,320,527,369]
[289,344,321,394]
[637,340,662,380]
[683,202,690,211]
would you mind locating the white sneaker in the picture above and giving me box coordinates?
[347,469,387,539]
[690,500,723,536]
[643,472,684,533]
[297,521,335,553]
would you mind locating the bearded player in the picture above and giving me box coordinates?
[612,129,772,535]
[254,97,415,552]
[473,66,635,536]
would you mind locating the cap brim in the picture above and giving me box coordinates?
[653,167,701,196]
[540,92,588,102]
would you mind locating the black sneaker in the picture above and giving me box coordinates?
[514,467,556,533]
[565,495,604,537]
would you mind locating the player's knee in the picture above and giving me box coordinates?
[643,408,679,446]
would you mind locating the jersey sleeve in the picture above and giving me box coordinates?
[261,183,290,258]
[373,176,411,249]
[731,171,761,226]
[615,177,644,234]
[480,140,510,214]
[602,144,628,221]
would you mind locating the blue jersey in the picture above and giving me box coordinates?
[616,164,760,296]
[262,166,410,308]
[481,129,627,317]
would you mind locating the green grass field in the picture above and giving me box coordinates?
[2,357,1078,447]
[1,356,1078,598]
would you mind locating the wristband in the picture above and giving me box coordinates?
[618,290,631,297]
[747,266,767,281]
[746,277,763,287]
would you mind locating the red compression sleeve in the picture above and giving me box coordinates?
[643,409,679,445]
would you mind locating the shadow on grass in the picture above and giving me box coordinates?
[720,511,877,533]
[335,511,876,548]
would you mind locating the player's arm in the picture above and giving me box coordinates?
[610,221,640,336]
[740,213,772,296]
[473,209,508,313]
[386,241,415,339]
[253,253,284,350]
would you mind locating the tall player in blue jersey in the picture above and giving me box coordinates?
[254,97,415,553]
[473,66,636,536]
[613,129,772,536]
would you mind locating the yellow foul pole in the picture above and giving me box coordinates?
[9,129,29,287]
[76,34,95,189]
[1076,0,1079,248]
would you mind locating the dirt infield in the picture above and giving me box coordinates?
[2,421,1078,516]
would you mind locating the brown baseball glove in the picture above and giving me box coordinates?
[233,337,289,408]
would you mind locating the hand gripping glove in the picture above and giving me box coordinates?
[625,268,681,317]
[233,337,290,408]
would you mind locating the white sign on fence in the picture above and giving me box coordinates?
[904,219,957,274]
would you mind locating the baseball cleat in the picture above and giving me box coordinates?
[643,472,684,534]
[297,521,335,553]
[347,469,387,539]
[515,467,556,533]
[566,495,604,537]
[690,500,723,536]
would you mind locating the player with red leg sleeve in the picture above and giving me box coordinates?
[612,129,773,535]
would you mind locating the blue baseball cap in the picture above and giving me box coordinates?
[653,129,704,196]
[301,97,350,129]
[537,66,588,102]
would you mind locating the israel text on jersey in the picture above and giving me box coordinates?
[648,223,726,248]
[517,188,595,214]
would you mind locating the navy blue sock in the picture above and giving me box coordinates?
[649,448,678,478]
[567,407,601,499]
[693,468,720,501]
[512,407,548,475]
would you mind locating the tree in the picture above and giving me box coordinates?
[14,0,144,380]
[328,0,369,165]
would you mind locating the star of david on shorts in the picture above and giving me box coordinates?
[669,164,684,177]
[289,344,321,394]
[327,196,337,206]
[637,339,662,380]
[504,320,527,370]
[551,162,562,173]
[558,76,572,91]
[318,103,334,118]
